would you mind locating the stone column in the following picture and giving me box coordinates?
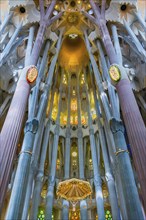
[45,72,63,220]
[83,75,105,220]
[103,120,128,220]
[111,25,123,65]
[96,40,120,120]
[0,11,14,35]
[5,34,63,220]
[133,11,146,32]
[77,74,88,220]
[0,21,23,66]
[21,41,51,220]
[62,74,71,220]
[89,69,120,220]
[85,28,146,211]
[86,33,144,220]
[25,26,35,66]
[111,23,146,212]
[0,22,26,212]
[83,138,87,168]
[23,65,58,220]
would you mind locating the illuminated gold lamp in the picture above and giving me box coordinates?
[57,178,92,211]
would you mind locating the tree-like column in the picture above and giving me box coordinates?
[83,0,146,210]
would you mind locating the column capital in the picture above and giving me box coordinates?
[110,118,124,134]
[94,175,102,187]
[24,118,39,134]
[54,124,60,135]
[48,175,56,186]
[36,170,44,182]
[105,172,114,182]
[89,128,94,135]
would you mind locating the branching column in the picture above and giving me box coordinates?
[83,1,146,209]
[5,33,63,220]
[89,70,120,220]
[77,75,88,220]
[85,30,144,220]
[0,1,63,209]
[83,75,105,220]
[21,41,51,220]
[62,74,71,220]
[45,72,63,220]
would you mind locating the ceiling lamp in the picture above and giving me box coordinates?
[57,178,92,211]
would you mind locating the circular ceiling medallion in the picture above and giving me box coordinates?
[26,66,38,84]
[109,65,121,82]
[67,13,79,25]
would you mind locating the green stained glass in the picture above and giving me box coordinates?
[38,209,45,220]
[105,210,112,220]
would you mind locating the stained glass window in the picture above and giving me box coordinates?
[38,209,45,220]
[105,210,112,220]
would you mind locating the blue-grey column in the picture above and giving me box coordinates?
[62,74,71,220]
[0,21,22,66]
[83,138,87,168]
[21,41,51,220]
[29,78,57,220]
[96,41,120,121]
[97,37,123,220]
[5,34,63,220]
[103,120,128,220]
[83,75,105,220]
[77,74,88,220]
[22,115,45,220]
[89,57,127,218]
[0,12,14,35]
[12,42,50,219]
[23,65,58,220]
[25,26,35,66]
[133,11,146,32]
[123,19,146,59]
[111,25,123,65]
[45,72,63,220]
[89,70,120,220]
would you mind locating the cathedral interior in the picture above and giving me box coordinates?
[0,0,146,220]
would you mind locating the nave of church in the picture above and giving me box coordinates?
[0,0,146,219]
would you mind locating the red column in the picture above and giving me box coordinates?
[0,66,32,211]
[116,78,146,211]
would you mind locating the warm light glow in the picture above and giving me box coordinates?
[72,152,77,157]
[71,99,77,111]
